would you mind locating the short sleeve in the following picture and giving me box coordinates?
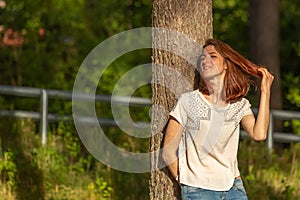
[169,95,188,127]
[242,98,253,117]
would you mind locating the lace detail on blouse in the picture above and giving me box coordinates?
[185,92,211,130]
[225,100,249,126]
[171,91,251,130]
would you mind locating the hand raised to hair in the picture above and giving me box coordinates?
[258,67,274,94]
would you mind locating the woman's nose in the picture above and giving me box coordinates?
[202,56,210,64]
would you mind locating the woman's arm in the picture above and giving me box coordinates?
[162,117,184,179]
[241,68,274,141]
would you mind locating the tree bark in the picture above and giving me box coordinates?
[150,0,212,199]
[249,0,282,110]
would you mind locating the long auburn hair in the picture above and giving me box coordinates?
[196,39,263,103]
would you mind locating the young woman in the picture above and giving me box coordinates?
[162,39,274,200]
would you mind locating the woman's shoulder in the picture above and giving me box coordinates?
[180,89,199,97]
[177,90,199,101]
[230,97,251,109]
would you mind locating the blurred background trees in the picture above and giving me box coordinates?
[0,0,299,199]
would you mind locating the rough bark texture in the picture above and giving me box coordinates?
[249,0,282,110]
[150,1,212,199]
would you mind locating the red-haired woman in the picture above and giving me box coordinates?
[162,39,274,200]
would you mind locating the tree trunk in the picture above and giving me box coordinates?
[150,0,212,199]
[249,0,282,110]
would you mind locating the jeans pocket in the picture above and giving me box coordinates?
[232,179,247,194]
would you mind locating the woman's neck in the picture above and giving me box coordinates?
[204,77,227,107]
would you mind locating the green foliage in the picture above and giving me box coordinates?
[0,0,152,90]
[0,119,45,199]
[0,118,150,199]
[0,150,17,191]
[213,0,249,56]
[0,119,114,199]
[2,123,300,199]
[239,140,300,199]
[280,1,300,78]
[283,73,300,134]
[0,2,152,198]
[286,74,300,108]
[279,1,300,115]
[0,0,81,88]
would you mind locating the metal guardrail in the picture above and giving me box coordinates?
[240,108,300,152]
[0,85,300,151]
[0,85,151,145]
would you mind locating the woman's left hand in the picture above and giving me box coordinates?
[258,67,274,93]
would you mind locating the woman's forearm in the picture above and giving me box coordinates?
[252,91,271,140]
[162,118,183,180]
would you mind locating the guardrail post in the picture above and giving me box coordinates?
[40,89,48,145]
[266,112,274,154]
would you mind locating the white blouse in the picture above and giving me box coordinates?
[170,90,253,191]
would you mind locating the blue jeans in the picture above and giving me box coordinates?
[181,178,248,200]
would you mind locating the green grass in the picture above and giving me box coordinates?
[239,140,300,200]
[0,119,299,199]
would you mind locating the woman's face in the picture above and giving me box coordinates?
[199,45,227,80]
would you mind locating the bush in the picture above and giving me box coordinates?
[239,140,300,200]
[1,119,299,199]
